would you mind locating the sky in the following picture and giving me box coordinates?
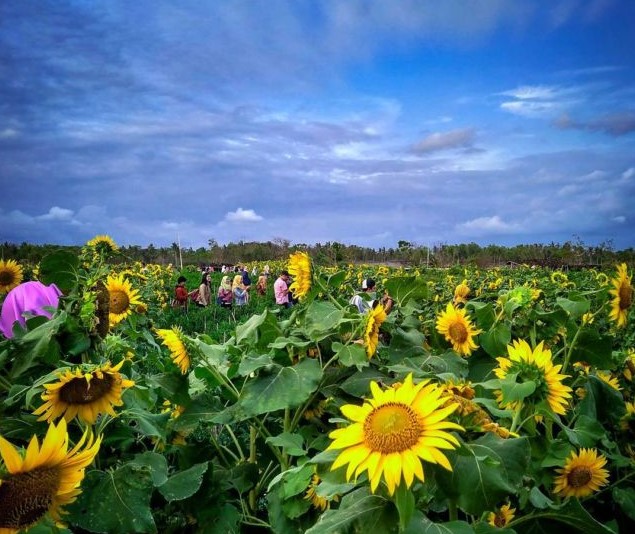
[1,1,635,251]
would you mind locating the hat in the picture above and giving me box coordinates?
[361,278,375,290]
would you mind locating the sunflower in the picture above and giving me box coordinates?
[453,279,470,305]
[494,340,572,416]
[609,263,633,328]
[86,234,118,254]
[487,503,516,528]
[328,374,463,495]
[106,273,143,327]
[0,419,101,532]
[553,448,609,498]
[0,259,23,294]
[288,251,312,300]
[156,326,190,374]
[364,303,387,358]
[304,473,339,511]
[596,370,621,391]
[435,303,481,357]
[32,361,135,425]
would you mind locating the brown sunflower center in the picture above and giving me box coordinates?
[0,467,60,529]
[0,269,16,286]
[448,321,469,344]
[59,374,115,404]
[567,466,593,488]
[619,284,633,310]
[109,289,130,315]
[363,402,424,453]
[493,513,507,528]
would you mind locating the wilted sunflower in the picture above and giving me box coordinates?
[304,473,339,511]
[156,326,190,374]
[364,303,387,358]
[453,279,470,305]
[0,419,101,532]
[553,448,609,498]
[106,273,143,327]
[609,263,633,328]
[436,303,481,357]
[328,374,463,495]
[487,503,516,528]
[0,259,23,294]
[288,251,312,300]
[32,361,134,425]
[86,234,118,254]
[495,339,572,416]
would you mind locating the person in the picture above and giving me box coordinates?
[232,274,249,306]
[256,274,267,296]
[194,272,212,307]
[263,264,270,278]
[274,270,292,308]
[350,278,393,314]
[217,275,233,307]
[241,264,252,289]
[173,276,189,309]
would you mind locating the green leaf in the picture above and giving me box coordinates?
[467,301,496,330]
[556,295,590,318]
[129,451,168,487]
[384,276,428,306]
[339,368,388,396]
[305,301,345,341]
[305,487,391,534]
[613,487,635,521]
[195,340,231,376]
[480,321,511,358]
[237,353,275,376]
[498,373,536,404]
[404,511,475,534]
[394,483,416,531]
[528,486,554,509]
[269,463,314,499]
[435,434,530,516]
[235,308,282,349]
[39,249,79,294]
[518,498,615,533]
[158,462,208,502]
[239,358,322,416]
[334,342,369,369]
[568,330,613,366]
[577,375,626,426]
[66,465,156,533]
[266,432,307,456]
[562,415,605,447]
[171,393,224,431]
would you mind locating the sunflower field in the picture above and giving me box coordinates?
[0,237,634,534]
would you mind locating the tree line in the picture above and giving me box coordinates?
[2,237,633,269]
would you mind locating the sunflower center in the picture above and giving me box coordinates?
[567,466,593,488]
[0,467,60,529]
[363,402,424,453]
[110,289,130,314]
[493,513,507,528]
[448,321,469,344]
[0,269,16,285]
[59,374,115,404]
[619,284,633,310]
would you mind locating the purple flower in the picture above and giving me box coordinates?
[0,281,62,338]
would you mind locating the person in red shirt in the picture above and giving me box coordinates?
[173,276,188,309]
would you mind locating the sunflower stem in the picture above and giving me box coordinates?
[225,424,246,460]
[315,276,345,310]
[448,498,458,521]
[562,324,583,374]
[509,401,524,434]
[248,424,257,511]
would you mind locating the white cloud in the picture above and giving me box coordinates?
[499,85,559,100]
[612,215,626,223]
[225,207,263,222]
[622,167,635,181]
[412,128,475,154]
[36,206,75,221]
[455,215,520,235]
[500,100,558,118]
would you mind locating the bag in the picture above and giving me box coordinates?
[189,289,200,302]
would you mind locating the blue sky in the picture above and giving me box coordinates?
[1,1,634,251]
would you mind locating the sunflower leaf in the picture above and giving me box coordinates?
[499,372,536,403]
[158,462,208,502]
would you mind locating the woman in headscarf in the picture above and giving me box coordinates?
[232,274,249,306]
[217,275,233,307]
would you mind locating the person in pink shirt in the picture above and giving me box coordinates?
[274,270,292,308]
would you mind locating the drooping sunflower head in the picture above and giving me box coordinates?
[494,339,572,416]
[0,259,23,294]
[328,373,463,495]
[609,263,633,328]
[453,279,470,304]
[304,473,339,511]
[553,448,609,498]
[288,251,312,300]
[156,326,191,374]
[487,503,516,528]
[32,360,135,425]
[106,273,143,328]
[435,302,481,357]
[0,418,101,532]
[364,303,387,358]
[86,234,118,255]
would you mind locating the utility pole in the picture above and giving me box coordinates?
[177,233,183,270]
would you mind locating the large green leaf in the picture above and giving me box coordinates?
[333,341,369,369]
[239,358,322,415]
[39,249,79,294]
[129,451,168,486]
[384,276,428,306]
[404,511,475,534]
[305,301,345,341]
[498,372,536,404]
[435,434,530,516]
[556,295,590,319]
[613,487,635,522]
[339,367,389,396]
[235,308,282,349]
[480,321,511,358]
[158,462,208,502]
[266,432,307,456]
[568,330,613,366]
[513,498,614,534]
[66,465,156,533]
[577,375,626,426]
